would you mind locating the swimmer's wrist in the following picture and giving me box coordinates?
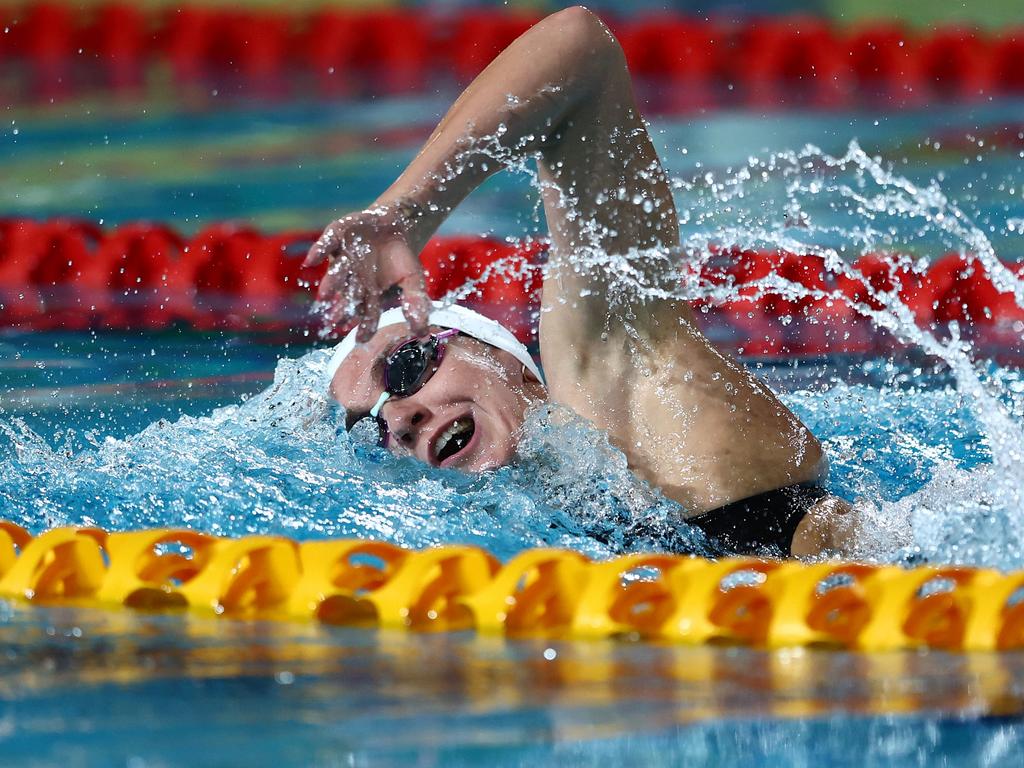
[374,193,449,251]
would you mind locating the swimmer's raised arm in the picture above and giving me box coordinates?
[305,6,664,339]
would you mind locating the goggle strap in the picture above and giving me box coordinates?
[434,328,460,342]
[369,390,391,419]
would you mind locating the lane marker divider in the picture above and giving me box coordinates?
[2,218,1022,349]
[2,4,1023,106]
[2,522,1024,652]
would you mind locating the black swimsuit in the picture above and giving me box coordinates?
[686,482,829,557]
[578,482,828,559]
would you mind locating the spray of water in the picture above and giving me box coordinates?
[671,140,1023,565]
[1,137,1022,567]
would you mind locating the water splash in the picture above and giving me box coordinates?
[0,344,712,559]
[1,139,1022,567]
[672,140,1023,566]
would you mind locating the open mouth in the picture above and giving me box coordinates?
[433,416,476,465]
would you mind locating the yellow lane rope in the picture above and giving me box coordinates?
[2,522,1022,652]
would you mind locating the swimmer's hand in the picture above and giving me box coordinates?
[304,202,432,342]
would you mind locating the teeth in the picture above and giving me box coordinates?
[434,419,471,460]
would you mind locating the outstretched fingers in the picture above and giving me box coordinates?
[383,238,431,337]
[399,271,432,338]
[326,281,360,330]
[308,218,430,339]
[356,290,382,343]
[316,255,350,304]
[304,225,340,268]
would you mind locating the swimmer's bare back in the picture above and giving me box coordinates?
[307,7,852,556]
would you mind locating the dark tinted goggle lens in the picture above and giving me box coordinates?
[346,332,452,449]
[385,338,436,396]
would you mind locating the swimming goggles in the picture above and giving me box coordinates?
[346,328,460,447]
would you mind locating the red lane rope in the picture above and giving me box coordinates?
[0,218,548,338]
[2,3,1023,106]
[1,219,1022,355]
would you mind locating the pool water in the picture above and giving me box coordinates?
[2,602,1023,768]
[2,88,1024,765]
[5,94,1024,253]
[0,330,286,437]
[1,324,1022,765]
[2,326,1018,562]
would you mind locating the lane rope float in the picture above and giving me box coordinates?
[2,522,1024,652]
[2,3,1023,106]
[1,218,1022,347]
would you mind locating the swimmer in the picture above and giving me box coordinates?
[307,7,855,558]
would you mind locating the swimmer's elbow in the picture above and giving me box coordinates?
[544,6,626,76]
[548,6,609,41]
[801,430,828,485]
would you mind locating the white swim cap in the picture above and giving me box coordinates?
[325,302,544,387]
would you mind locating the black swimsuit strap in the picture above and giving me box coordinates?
[686,483,829,557]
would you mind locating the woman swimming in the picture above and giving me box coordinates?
[306,7,855,558]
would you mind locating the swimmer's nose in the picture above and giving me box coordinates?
[381,398,430,451]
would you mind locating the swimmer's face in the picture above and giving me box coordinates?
[331,324,546,471]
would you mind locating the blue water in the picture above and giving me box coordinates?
[2,91,1024,765]
[4,95,1024,253]
[2,327,1017,565]
[2,601,1023,768]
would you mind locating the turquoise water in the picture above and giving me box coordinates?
[2,602,1023,768]
[1,324,1022,764]
[4,96,1024,253]
[2,327,1017,563]
[2,92,1024,764]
